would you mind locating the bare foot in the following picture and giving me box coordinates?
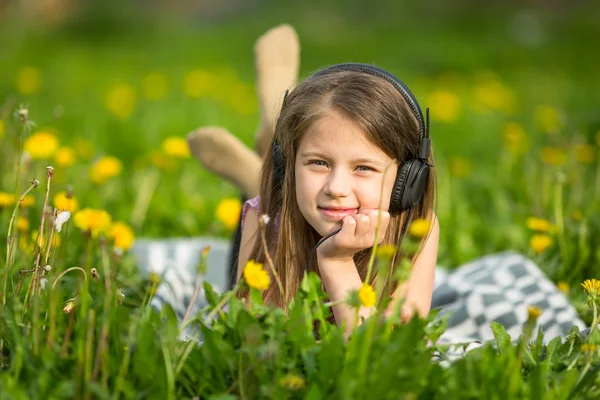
[254,24,301,158]
[187,127,262,198]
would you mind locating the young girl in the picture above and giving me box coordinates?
[236,63,440,334]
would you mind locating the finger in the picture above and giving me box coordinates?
[354,214,371,237]
[339,215,357,239]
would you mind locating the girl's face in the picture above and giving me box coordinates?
[294,111,398,237]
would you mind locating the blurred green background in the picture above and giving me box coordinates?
[1,0,599,288]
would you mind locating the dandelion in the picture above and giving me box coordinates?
[17,216,29,232]
[358,283,376,308]
[161,137,190,159]
[571,210,583,221]
[44,265,51,272]
[215,197,242,231]
[408,218,431,238]
[105,83,136,119]
[142,72,168,101]
[89,156,123,184]
[109,221,135,251]
[0,192,16,207]
[376,244,396,259]
[540,147,567,166]
[427,90,460,122]
[581,279,600,297]
[20,194,35,208]
[40,278,48,290]
[54,191,79,213]
[473,74,515,114]
[54,211,71,233]
[54,146,76,168]
[535,105,564,134]
[529,234,552,254]
[526,217,554,233]
[23,130,59,159]
[574,144,596,164]
[73,208,112,237]
[557,281,569,294]
[15,66,43,94]
[243,260,270,291]
[527,305,542,321]
[91,268,100,280]
[581,344,597,354]
[279,374,306,390]
[31,230,61,249]
[502,122,528,154]
[182,69,215,98]
[448,156,472,178]
[149,272,162,285]
[0,192,16,208]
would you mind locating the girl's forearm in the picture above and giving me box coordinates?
[317,256,375,333]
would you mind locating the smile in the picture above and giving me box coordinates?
[318,207,358,220]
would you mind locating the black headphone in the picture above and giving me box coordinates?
[272,62,432,215]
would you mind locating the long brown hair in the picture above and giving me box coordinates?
[239,69,436,308]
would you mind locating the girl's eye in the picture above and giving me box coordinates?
[309,160,328,167]
[356,165,375,172]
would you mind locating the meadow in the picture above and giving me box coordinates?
[1,2,600,397]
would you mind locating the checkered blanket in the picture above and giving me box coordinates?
[131,239,586,347]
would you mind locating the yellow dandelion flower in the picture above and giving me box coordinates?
[557,281,569,294]
[376,244,396,259]
[89,156,122,184]
[571,210,583,221]
[142,72,168,101]
[55,146,76,168]
[54,191,79,213]
[0,119,5,138]
[473,75,515,114]
[20,195,35,208]
[279,374,306,390]
[574,144,596,164]
[525,217,554,233]
[215,197,242,231]
[448,156,472,178]
[73,208,112,237]
[527,305,542,321]
[427,90,460,122]
[529,234,553,254]
[581,344,597,354]
[105,83,136,119]
[149,272,162,285]
[540,147,567,166]
[161,137,190,159]
[243,260,270,291]
[581,279,600,297]
[182,69,215,98]
[358,283,376,308]
[109,222,135,251]
[150,150,178,172]
[502,122,528,154]
[535,105,564,134]
[408,218,431,238]
[17,217,29,232]
[15,66,43,94]
[24,130,60,159]
[0,192,16,208]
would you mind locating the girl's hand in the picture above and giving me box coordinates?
[316,209,390,263]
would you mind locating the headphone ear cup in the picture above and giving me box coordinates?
[272,142,286,190]
[390,159,430,214]
[390,162,411,215]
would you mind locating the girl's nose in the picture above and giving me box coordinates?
[323,168,351,198]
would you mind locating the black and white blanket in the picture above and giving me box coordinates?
[131,239,586,347]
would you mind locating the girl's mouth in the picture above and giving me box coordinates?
[318,207,358,220]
